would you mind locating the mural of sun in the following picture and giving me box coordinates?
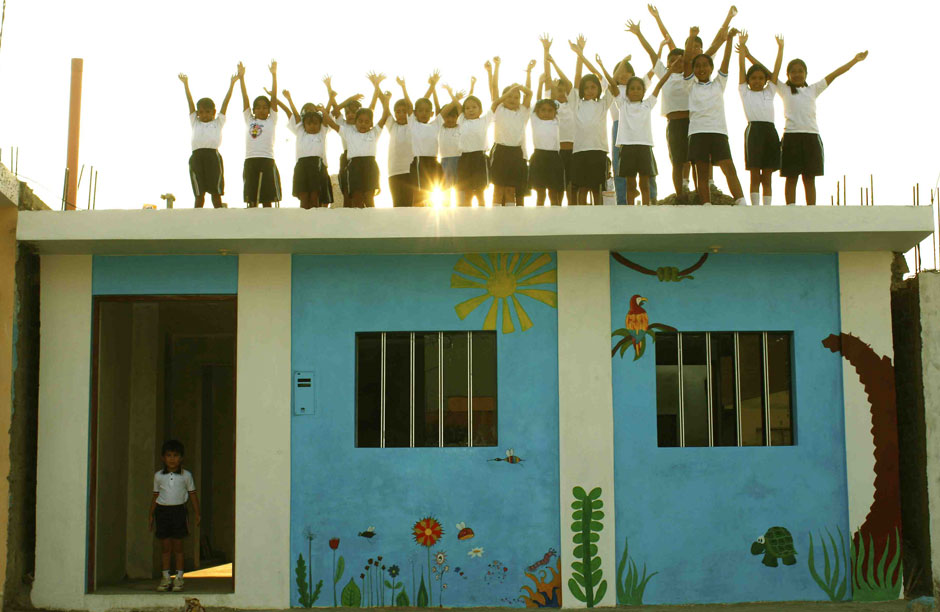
[451,253,557,334]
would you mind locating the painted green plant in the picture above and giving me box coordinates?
[568,486,607,607]
[329,538,344,606]
[851,528,902,601]
[296,553,322,607]
[416,575,430,607]
[396,589,410,606]
[616,537,657,605]
[341,577,362,607]
[807,527,848,601]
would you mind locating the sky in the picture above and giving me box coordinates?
[0,0,938,262]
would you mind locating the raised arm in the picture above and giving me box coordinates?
[269,61,278,113]
[547,54,570,88]
[220,68,239,115]
[368,85,379,112]
[423,70,440,100]
[396,76,413,110]
[179,73,196,114]
[492,84,530,111]
[771,34,784,83]
[626,21,659,68]
[485,60,494,101]
[377,89,393,129]
[719,28,737,75]
[573,34,586,88]
[238,61,249,111]
[492,56,501,101]
[266,88,291,118]
[469,76,476,97]
[683,28,699,77]
[737,31,748,84]
[652,56,682,97]
[540,34,553,91]
[523,60,536,107]
[647,5,676,51]
[537,73,545,101]
[593,53,619,94]
[704,6,737,57]
[825,51,868,86]
[322,76,337,116]
[282,89,301,122]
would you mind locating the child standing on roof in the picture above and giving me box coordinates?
[281,89,334,209]
[178,68,239,208]
[238,61,282,208]
[150,439,200,593]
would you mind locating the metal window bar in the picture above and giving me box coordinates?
[677,333,685,448]
[705,333,714,448]
[409,333,415,448]
[762,333,772,447]
[467,331,473,448]
[380,333,386,448]
[438,332,444,448]
[734,333,743,447]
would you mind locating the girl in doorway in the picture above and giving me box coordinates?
[150,439,200,592]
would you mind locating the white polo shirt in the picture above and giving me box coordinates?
[571,91,613,153]
[556,99,575,144]
[411,115,442,158]
[153,469,196,506]
[341,124,383,159]
[609,61,665,122]
[457,112,493,153]
[686,72,729,136]
[244,108,277,159]
[385,119,414,176]
[493,105,529,149]
[190,113,226,151]
[439,124,461,158]
[289,120,328,161]
[660,73,690,116]
[530,111,561,151]
[778,79,828,134]
[739,82,777,123]
[614,93,659,146]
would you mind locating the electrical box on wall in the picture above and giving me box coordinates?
[293,371,316,416]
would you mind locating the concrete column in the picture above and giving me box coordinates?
[234,254,291,608]
[0,206,16,602]
[125,303,159,579]
[556,250,616,608]
[32,255,92,609]
[919,272,940,597]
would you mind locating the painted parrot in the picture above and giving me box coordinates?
[611,295,677,361]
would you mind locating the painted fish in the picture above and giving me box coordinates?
[456,522,475,540]
[527,548,557,572]
[489,448,524,464]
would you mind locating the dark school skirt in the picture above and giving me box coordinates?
[666,117,690,164]
[410,156,444,191]
[688,133,732,165]
[441,157,459,189]
[617,145,658,177]
[528,149,566,191]
[457,151,490,192]
[347,156,381,193]
[780,132,824,177]
[292,156,334,204]
[571,150,610,189]
[559,148,573,184]
[243,157,282,204]
[338,151,350,194]
[744,122,782,171]
[388,173,414,207]
[189,148,224,197]
[154,503,188,540]
[489,144,528,191]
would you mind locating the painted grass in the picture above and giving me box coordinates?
[807,527,848,601]
[616,537,657,606]
[851,528,902,602]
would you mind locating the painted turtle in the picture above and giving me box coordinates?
[750,526,797,567]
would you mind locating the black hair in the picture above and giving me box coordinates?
[534,99,557,113]
[746,63,771,83]
[414,97,433,111]
[625,76,647,97]
[300,102,316,113]
[668,48,685,61]
[344,100,363,113]
[462,95,483,114]
[393,98,412,112]
[196,97,215,111]
[613,59,636,78]
[442,104,459,119]
[302,111,323,124]
[692,35,703,47]
[355,107,374,121]
[252,95,270,110]
[161,439,185,473]
[692,53,714,76]
[785,58,808,94]
[578,74,602,100]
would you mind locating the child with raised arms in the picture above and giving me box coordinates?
[682,27,745,206]
[777,50,868,205]
[328,79,378,207]
[736,32,784,205]
[238,61,281,207]
[386,77,417,207]
[528,85,565,206]
[408,72,447,205]
[489,59,536,206]
[150,440,200,592]
[568,39,614,205]
[542,36,576,205]
[455,62,495,207]
[280,89,334,209]
[178,68,238,209]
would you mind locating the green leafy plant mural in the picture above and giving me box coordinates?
[329,537,344,606]
[396,590,410,606]
[568,486,607,607]
[416,575,429,607]
[616,537,657,605]
[852,528,902,601]
[341,577,362,607]
[295,553,323,607]
[807,527,849,601]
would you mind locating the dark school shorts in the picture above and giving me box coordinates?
[489,144,528,191]
[617,145,658,177]
[457,151,490,192]
[388,172,414,207]
[744,122,782,171]
[347,156,381,194]
[292,156,334,205]
[410,157,444,191]
[154,503,188,540]
[338,151,349,195]
[243,157,282,205]
[559,148,573,185]
[528,149,566,191]
[780,132,824,177]
[441,157,459,189]
[688,133,732,165]
[189,148,224,197]
[570,150,610,190]
[666,118,690,164]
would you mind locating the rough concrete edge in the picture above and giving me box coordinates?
[0,162,52,212]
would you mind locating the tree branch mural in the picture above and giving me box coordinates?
[610,253,709,282]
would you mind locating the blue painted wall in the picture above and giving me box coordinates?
[609,252,847,604]
[92,255,238,295]
[291,253,560,608]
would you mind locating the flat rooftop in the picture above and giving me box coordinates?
[16,205,935,255]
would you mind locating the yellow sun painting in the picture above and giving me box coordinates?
[451,253,557,334]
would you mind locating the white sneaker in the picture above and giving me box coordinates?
[157,575,172,591]
[172,575,185,592]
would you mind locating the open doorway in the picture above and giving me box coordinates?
[88,296,236,594]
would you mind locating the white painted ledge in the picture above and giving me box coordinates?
[16,205,934,255]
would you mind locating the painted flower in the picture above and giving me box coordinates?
[468,547,484,558]
[377,556,383,562]
[388,565,400,578]
[303,527,316,541]
[435,551,447,566]
[368,558,374,565]
[413,516,444,547]
[360,573,365,579]
[329,537,340,550]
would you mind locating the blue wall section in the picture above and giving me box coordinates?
[291,254,560,608]
[609,252,846,605]
[92,255,238,295]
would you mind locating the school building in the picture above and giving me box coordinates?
[8,198,940,610]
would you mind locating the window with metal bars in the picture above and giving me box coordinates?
[355,331,498,448]
[655,332,794,447]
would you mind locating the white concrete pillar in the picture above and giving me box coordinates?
[918,272,940,597]
[234,254,291,608]
[556,250,616,608]
[33,255,92,609]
